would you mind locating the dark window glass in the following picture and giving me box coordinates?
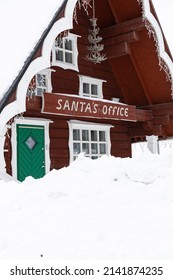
[56,50,63,61]
[82,130,89,141]
[83,83,89,94]
[91,143,98,154]
[65,52,72,63]
[65,40,72,50]
[73,143,80,154]
[99,131,106,141]
[73,129,80,141]
[91,84,98,95]
[100,144,106,154]
[82,143,89,154]
[91,130,97,141]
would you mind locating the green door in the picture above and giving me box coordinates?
[17,124,45,182]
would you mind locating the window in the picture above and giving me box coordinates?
[27,69,53,97]
[68,121,112,162]
[52,33,80,71]
[35,69,53,96]
[78,75,106,99]
[35,72,47,96]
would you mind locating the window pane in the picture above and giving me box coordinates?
[25,136,37,150]
[82,130,89,141]
[91,84,98,96]
[91,143,98,154]
[36,88,45,96]
[100,144,106,154]
[73,143,80,154]
[56,50,63,61]
[91,130,97,141]
[65,52,72,63]
[82,143,89,154]
[83,83,89,94]
[73,129,80,141]
[99,131,106,141]
[37,74,46,87]
[55,38,63,48]
[65,39,72,50]
[91,156,98,160]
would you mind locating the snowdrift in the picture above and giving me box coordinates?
[0,151,173,259]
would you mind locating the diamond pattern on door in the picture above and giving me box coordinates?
[25,136,37,150]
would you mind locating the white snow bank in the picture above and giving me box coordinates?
[0,151,173,259]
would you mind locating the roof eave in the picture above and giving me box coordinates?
[0,0,67,112]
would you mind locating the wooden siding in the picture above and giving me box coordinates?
[3,4,133,175]
[24,97,132,170]
[4,130,12,176]
[4,101,132,175]
[51,8,123,103]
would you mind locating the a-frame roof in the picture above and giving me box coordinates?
[1,0,173,112]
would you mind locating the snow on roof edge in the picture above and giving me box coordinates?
[138,0,173,98]
[0,0,66,109]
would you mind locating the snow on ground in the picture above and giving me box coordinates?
[1,148,173,260]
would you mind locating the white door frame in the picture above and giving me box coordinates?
[11,117,53,180]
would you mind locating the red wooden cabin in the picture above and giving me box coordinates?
[1,0,173,181]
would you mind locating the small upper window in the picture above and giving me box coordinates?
[27,69,53,97]
[35,73,47,96]
[52,33,80,72]
[78,75,106,99]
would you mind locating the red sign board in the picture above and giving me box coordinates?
[42,93,137,121]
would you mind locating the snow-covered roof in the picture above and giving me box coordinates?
[0,0,65,101]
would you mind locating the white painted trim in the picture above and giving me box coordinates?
[68,120,113,163]
[78,75,106,99]
[11,117,53,180]
[52,33,80,72]
[0,130,7,175]
[0,0,79,176]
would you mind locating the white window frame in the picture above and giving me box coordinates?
[68,120,113,163]
[11,117,53,181]
[78,75,106,99]
[35,69,53,96]
[52,33,80,72]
